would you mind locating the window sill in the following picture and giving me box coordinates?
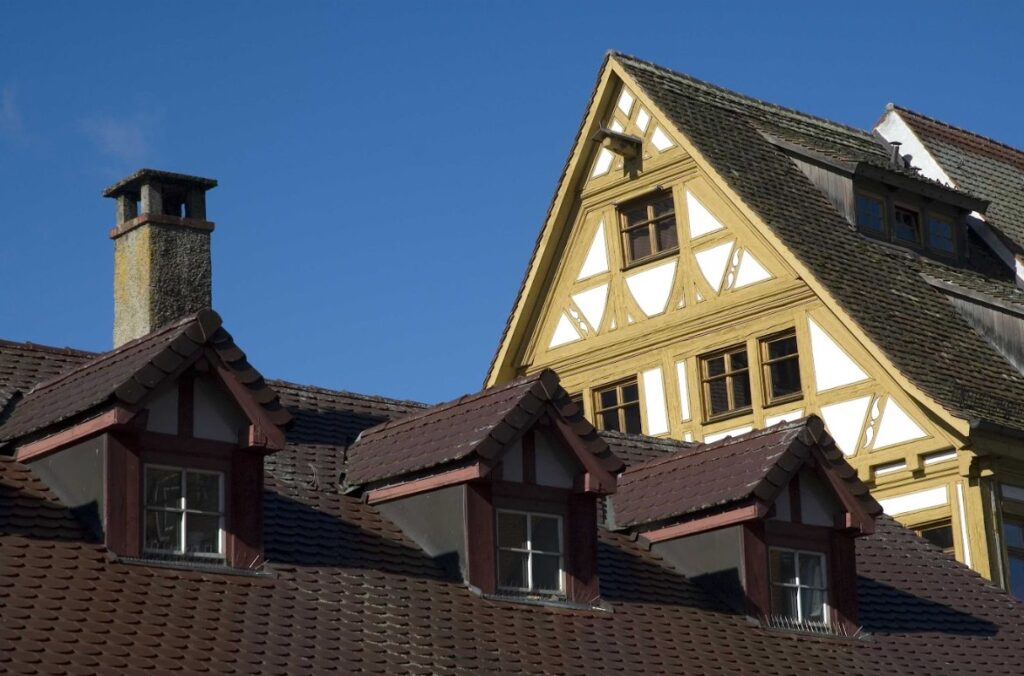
[703,407,753,426]
[620,247,679,273]
[764,393,803,409]
[111,554,274,578]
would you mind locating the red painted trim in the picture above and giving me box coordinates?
[643,502,766,543]
[123,430,239,458]
[365,463,486,505]
[830,533,859,630]
[465,482,497,594]
[565,495,600,604]
[546,405,616,494]
[208,352,286,451]
[809,447,874,534]
[229,451,264,568]
[15,406,135,462]
[743,520,770,618]
[491,480,571,504]
[522,430,536,485]
[764,520,832,552]
[178,372,194,438]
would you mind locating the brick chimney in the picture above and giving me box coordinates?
[103,169,218,347]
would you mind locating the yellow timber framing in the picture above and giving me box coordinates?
[485,53,1016,580]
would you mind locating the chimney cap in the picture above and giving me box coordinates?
[102,168,217,198]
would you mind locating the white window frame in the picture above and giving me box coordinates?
[143,464,225,559]
[495,509,564,595]
[768,547,829,625]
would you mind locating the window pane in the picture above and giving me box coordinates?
[769,359,801,399]
[146,468,181,508]
[531,515,561,553]
[801,588,827,623]
[497,512,528,549]
[767,335,798,361]
[628,228,652,261]
[145,509,182,552]
[185,513,221,555]
[894,207,919,242]
[655,217,678,252]
[498,550,528,590]
[623,403,643,434]
[599,389,619,409]
[731,374,752,410]
[620,383,639,403]
[770,549,797,584]
[532,554,562,592]
[706,356,726,378]
[771,585,798,619]
[652,195,674,218]
[600,410,621,431]
[729,349,748,370]
[186,472,221,513]
[920,524,954,551]
[856,195,884,233]
[926,218,954,253]
[623,205,648,227]
[707,378,730,416]
[1004,521,1024,549]
[799,553,825,588]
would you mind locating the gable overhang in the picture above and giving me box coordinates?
[365,461,489,505]
[642,501,767,544]
[14,406,135,463]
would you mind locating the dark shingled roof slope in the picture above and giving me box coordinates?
[894,104,1024,252]
[612,52,1024,432]
[347,369,621,486]
[611,417,881,529]
[0,310,291,443]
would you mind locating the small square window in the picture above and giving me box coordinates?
[620,190,678,266]
[761,330,802,405]
[769,548,828,624]
[916,521,955,555]
[496,510,564,595]
[893,206,921,244]
[144,465,224,559]
[593,378,642,433]
[926,216,955,254]
[855,194,885,234]
[700,346,752,420]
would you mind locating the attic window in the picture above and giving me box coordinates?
[926,215,955,255]
[144,465,224,559]
[769,548,828,625]
[917,521,954,555]
[496,510,564,595]
[855,193,885,234]
[893,206,921,245]
[620,190,678,266]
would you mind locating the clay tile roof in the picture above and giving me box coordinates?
[598,429,695,468]
[0,309,291,443]
[346,368,621,486]
[611,417,881,529]
[608,52,1024,433]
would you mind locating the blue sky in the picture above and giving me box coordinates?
[1,2,1021,403]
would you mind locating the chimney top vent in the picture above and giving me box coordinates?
[104,168,218,231]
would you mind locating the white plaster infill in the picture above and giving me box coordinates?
[642,368,669,436]
[765,409,804,427]
[685,191,724,239]
[571,284,608,333]
[703,425,753,444]
[807,318,868,393]
[879,485,948,516]
[577,220,609,280]
[694,241,733,293]
[873,399,928,449]
[548,313,581,349]
[675,360,691,422]
[819,395,872,457]
[732,250,772,288]
[625,260,676,317]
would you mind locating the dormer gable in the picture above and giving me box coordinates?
[0,309,291,570]
[610,416,880,632]
[346,369,623,605]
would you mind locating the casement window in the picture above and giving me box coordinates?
[594,378,642,433]
[855,193,885,234]
[916,521,955,555]
[893,206,921,244]
[925,215,955,255]
[1004,518,1024,599]
[496,510,564,595]
[144,465,225,559]
[701,346,752,420]
[769,548,828,624]
[620,190,678,266]
[761,330,801,405]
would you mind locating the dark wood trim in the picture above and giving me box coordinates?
[643,502,765,543]
[491,480,571,506]
[546,405,616,494]
[121,429,238,458]
[16,406,135,462]
[764,520,832,552]
[178,372,194,439]
[565,495,599,604]
[789,474,803,524]
[809,447,874,534]
[465,482,496,594]
[207,352,286,451]
[365,463,487,505]
[522,430,536,485]
[742,521,770,618]
[830,533,859,631]
[229,451,264,568]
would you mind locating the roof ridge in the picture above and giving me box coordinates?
[0,337,98,358]
[610,51,877,142]
[268,378,429,409]
[23,314,198,396]
[892,103,1024,159]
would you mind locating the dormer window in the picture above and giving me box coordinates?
[497,510,564,595]
[769,548,828,624]
[144,465,224,559]
[855,193,885,234]
[893,205,921,244]
[926,215,955,255]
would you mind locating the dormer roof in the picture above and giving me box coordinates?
[0,309,291,448]
[346,368,622,487]
[611,416,881,532]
